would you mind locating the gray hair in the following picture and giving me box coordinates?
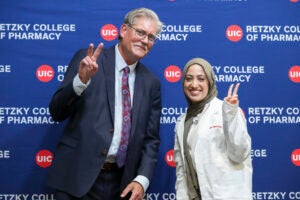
[123,7,163,35]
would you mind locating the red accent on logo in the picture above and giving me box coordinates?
[36,65,54,82]
[35,149,53,168]
[209,125,222,129]
[241,108,246,116]
[291,149,300,167]
[288,65,300,83]
[290,0,299,2]
[164,65,182,83]
[165,149,175,167]
[100,24,118,41]
[226,25,243,42]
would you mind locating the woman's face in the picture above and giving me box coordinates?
[184,64,209,104]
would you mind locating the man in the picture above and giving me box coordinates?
[47,7,163,200]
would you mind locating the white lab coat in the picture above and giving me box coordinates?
[174,97,253,200]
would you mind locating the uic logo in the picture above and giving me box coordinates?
[100,24,118,41]
[164,65,182,83]
[36,149,53,168]
[36,65,54,82]
[226,25,243,42]
[165,149,175,167]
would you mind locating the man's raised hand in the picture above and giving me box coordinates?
[78,43,103,83]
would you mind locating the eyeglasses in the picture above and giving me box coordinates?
[127,24,157,43]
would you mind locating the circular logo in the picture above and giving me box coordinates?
[226,25,243,42]
[35,149,53,168]
[100,24,118,41]
[36,65,54,82]
[165,149,175,167]
[288,65,300,83]
[164,65,182,82]
[291,149,300,167]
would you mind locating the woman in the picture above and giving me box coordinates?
[174,58,253,200]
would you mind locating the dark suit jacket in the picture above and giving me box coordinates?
[47,45,161,197]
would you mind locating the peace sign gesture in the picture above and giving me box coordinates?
[78,42,104,84]
[224,83,240,105]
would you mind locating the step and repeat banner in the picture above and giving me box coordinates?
[1,0,300,199]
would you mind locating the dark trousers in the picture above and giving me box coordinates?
[54,167,125,200]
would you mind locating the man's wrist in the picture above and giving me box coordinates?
[133,175,150,193]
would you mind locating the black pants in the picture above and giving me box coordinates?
[54,167,126,200]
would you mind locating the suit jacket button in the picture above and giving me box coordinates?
[102,148,108,155]
[109,128,114,133]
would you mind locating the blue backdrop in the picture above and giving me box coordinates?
[1,0,300,199]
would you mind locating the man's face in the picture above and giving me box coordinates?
[119,17,157,64]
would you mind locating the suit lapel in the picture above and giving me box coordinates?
[102,47,116,123]
[131,63,145,137]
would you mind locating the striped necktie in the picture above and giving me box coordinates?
[116,66,131,167]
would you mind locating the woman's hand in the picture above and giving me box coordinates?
[224,83,240,105]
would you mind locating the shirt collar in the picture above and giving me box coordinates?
[115,44,137,73]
